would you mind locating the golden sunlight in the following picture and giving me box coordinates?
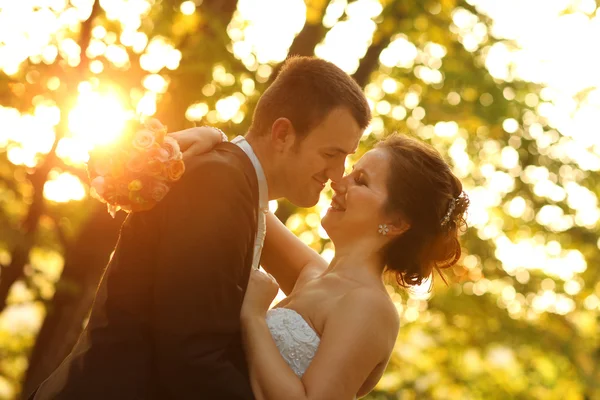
[50,84,133,202]
[1,83,137,203]
[229,0,306,67]
[316,0,382,73]
[44,171,87,203]
[68,84,131,149]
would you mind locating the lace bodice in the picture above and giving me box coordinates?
[266,308,320,377]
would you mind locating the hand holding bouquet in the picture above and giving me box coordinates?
[87,118,185,217]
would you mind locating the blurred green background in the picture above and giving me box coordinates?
[0,0,599,398]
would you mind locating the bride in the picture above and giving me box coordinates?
[174,127,469,399]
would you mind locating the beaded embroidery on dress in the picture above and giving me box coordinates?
[266,308,320,378]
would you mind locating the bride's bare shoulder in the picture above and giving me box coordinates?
[335,287,399,336]
[290,262,327,292]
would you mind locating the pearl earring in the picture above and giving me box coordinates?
[378,224,389,236]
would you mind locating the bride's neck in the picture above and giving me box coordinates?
[326,244,386,285]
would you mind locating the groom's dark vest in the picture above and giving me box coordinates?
[30,143,258,399]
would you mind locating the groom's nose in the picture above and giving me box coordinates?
[326,161,345,183]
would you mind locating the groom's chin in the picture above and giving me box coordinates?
[288,192,320,208]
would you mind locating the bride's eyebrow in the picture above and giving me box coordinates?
[350,166,369,179]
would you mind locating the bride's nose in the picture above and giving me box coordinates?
[330,180,347,195]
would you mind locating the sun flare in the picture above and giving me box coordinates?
[68,85,132,149]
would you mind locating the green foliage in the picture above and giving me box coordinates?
[0,0,598,399]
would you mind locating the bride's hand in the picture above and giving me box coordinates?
[169,126,227,162]
[241,269,280,320]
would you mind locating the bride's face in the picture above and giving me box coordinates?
[321,148,394,243]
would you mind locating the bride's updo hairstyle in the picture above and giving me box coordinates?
[376,134,469,287]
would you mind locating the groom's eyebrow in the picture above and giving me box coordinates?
[327,147,355,155]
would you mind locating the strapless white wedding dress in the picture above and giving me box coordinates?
[265,307,358,399]
[265,308,320,377]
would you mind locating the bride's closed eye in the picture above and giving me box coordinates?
[354,174,367,186]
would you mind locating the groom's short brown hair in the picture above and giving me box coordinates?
[249,56,371,138]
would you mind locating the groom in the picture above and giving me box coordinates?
[30,56,370,399]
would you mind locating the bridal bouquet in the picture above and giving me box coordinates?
[87,118,185,217]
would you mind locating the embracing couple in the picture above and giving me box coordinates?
[30,57,469,399]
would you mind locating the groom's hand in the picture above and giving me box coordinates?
[169,127,226,163]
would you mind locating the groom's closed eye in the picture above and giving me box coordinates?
[324,147,352,157]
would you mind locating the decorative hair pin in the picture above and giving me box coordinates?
[440,192,465,227]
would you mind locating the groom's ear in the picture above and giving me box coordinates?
[271,118,296,152]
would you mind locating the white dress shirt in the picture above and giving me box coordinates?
[231,136,268,270]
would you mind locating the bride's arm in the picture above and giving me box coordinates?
[241,286,399,400]
[260,212,327,294]
[169,126,226,162]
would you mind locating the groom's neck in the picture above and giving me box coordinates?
[245,133,280,200]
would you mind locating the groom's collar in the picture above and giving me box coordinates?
[231,136,268,271]
[231,136,268,214]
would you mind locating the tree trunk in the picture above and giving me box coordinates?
[0,149,58,313]
[353,38,391,88]
[267,1,331,83]
[353,0,406,87]
[156,0,241,130]
[287,22,328,58]
[21,206,124,397]
[0,0,101,313]
[203,0,238,24]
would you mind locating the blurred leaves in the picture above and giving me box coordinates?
[0,0,599,399]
